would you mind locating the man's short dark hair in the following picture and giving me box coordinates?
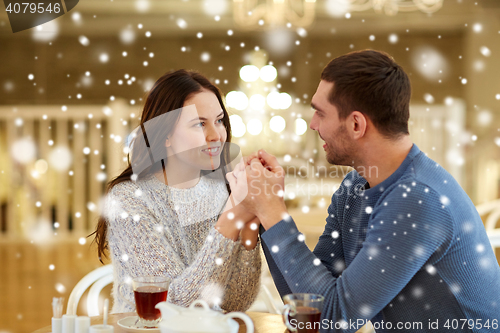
[321,49,411,139]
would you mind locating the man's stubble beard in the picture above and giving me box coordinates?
[325,124,356,167]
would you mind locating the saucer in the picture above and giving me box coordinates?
[117,316,160,333]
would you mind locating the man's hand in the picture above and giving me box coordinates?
[226,150,288,230]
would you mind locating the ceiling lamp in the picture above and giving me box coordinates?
[334,0,443,16]
[233,0,317,29]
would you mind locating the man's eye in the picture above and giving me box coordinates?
[195,122,204,127]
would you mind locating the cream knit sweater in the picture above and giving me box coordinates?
[105,172,261,314]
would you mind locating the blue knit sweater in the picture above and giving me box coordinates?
[261,144,500,332]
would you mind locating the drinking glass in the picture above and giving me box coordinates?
[119,276,170,328]
[282,293,324,333]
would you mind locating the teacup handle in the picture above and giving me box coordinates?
[224,312,254,333]
[117,282,136,309]
[282,304,297,332]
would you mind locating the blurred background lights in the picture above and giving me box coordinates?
[266,92,292,110]
[78,35,90,46]
[269,116,286,133]
[480,46,491,57]
[249,94,266,110]
[200,52,211,62]
[11,138,36,164]
[32,20,59,42]
[246,119,263,135]
[263,29,294,56]
[295,118,308,135]
[229,115,246,137]
[119,27,136,44]
[177,18,188,29]
[71,12,82,23]
[411,45,449,81]
[48,146,72,171]
[99,53,109,63]
[266,91,282,109]
[260,65,277,82]
[96,172,107,182]
[55,283,66,294]
[239,65,260,82]
[325,0,351,18]
[477,110,492,126]
[34,159,49,174]
[87,202,97,211]
[226,91,248,110]
[388,33,398,44]
[279,92,292,109]
[202,0,228,16]
[424,93,435,104]
[135,0,150,12]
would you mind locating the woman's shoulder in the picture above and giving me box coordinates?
[108,180,141,198]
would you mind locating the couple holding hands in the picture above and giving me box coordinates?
[93,50,500,332]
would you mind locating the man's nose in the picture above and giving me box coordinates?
[309,115,317,131]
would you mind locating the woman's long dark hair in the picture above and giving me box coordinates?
[90,69,232,263]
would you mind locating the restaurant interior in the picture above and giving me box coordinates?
[1,0,500,332]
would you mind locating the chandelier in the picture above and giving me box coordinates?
[232,0,444,29]
[348,0,443,16]
[233,0,317,29]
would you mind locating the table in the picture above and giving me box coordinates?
[33,312,287,333]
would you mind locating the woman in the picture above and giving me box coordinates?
[93,69,261,314]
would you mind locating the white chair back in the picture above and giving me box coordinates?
[66,265,113,316]
[475,199,500,250]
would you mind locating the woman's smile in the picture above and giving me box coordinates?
[201,145,221,156]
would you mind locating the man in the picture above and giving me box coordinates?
[227,50,500,332]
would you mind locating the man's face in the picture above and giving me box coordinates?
[310,80,355,166]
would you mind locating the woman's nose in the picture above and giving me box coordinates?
[205,124,222,142]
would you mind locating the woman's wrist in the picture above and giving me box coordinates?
[215,208,240,241]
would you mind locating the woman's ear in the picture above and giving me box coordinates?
[165,137,171,147]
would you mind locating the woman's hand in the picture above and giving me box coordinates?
[227,150,288,230]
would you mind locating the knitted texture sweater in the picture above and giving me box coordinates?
[261,144,500,332]
[105,173,261,314]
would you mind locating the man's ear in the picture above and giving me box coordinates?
[165,137,171,147]
[349,111,367,139]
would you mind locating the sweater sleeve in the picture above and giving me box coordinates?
[220,239,262,312]
[260,181,454,333]
[261,194,345,298]
[106,183,240,311]
[313,194,345,278]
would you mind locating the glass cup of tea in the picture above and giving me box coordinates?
[119,276,170,328]
[282,293,324,333]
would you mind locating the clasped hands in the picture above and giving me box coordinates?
[230,149,289,224]
[216,149,288,249]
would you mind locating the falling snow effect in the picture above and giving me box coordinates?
[1,2,500,331]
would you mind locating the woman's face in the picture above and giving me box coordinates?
[166,89,227,171]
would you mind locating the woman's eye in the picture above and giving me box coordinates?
[216,118,224,124]
[195,122,204,127]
